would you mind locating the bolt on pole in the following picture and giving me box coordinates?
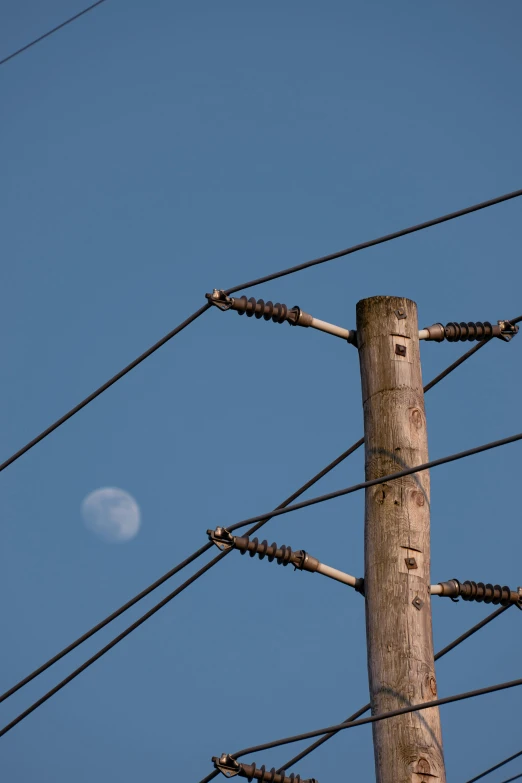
[356,296,446,783]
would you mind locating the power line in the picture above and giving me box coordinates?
[0,540,213,705]
[277,604,512,775]
[224,189,522,295]
[0,344,498,736]
[0,548,228,739]
[0,339,514,717]
[0,432,364,710]
[466,749,522,783]
[0,0,109,67]
[0,436,369,734]
[227,676,522,760]
[198,604,513,783]
[496,775,522,783]
[1,195,520,477]
[225,430,522,535]
[196,328,522,782]
[0,303,211,474]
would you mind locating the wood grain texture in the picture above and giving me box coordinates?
[356,296,446,783]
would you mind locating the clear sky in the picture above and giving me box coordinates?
[1,2,521,782]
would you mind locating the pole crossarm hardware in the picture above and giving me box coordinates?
[206,290,358,344]
[213,755,317,783]
[3,337,511,741]
[207,528,364,592]
[419,320,518,342]
[432,581,522,607]
[207,528,522,607]
[207,291,519,349]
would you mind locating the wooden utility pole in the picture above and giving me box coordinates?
[356,296,446,783]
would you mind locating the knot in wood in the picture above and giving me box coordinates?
[429,676,437,697]
[409,407,424,430]
[410,489,425,507]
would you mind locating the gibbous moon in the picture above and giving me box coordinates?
[81,488,141,543]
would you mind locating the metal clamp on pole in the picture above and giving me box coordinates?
[207,528,364,594]
[419,320,519,342]
[431,579,522,607]
[212,754,318,782]
[205,290,358,345]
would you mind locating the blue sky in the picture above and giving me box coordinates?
[1,2,521,781]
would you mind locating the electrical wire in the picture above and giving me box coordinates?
[0,436,370,736]
[225,430,522,534]
[1,336,486,707]
[192,325,521,783]
[227,676,522,760]
[0,339,516,727]
[1,181,519,477]
[0,0,109,67]
[0,303,211,474]
[277,605,511,775]
[224,189,522,295]
[0,436,365,711]
[0,541,214,705]
[465,749,522,783]
[496,775,522,783]
[198,605,512,783]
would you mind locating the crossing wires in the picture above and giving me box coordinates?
[2,426,521,737]
[0,336,514,736]
[1,190,521,475]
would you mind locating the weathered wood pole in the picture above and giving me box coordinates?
[356,296,446,783]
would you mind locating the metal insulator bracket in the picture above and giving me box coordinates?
[419,320,519,343]
[212,754,318,783]
[431,579,522,607]
[207,526,235,552]
[206,290,358,344]
[207,529,364,593]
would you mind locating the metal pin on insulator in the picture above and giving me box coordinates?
[432,579,522,607]
[420,320,519,343]
[212,754,318,782]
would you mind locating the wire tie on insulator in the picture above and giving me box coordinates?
[421,320,519,343]
[434,579,521,607]
[205,290,297,325]
[207,528,364,593]
[205,290,358,344]
[212,755,318,782]
[207,526,235,552]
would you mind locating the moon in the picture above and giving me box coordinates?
[81,488,141,543]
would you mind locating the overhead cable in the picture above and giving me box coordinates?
[0,338,511,714]
[0,303,211,474]
[197,604,512,783]
[0,540,214,705]
[0,427,366,709]
[465,749,522,783]
[224,189,522,295]
[277,604,512,776]
[0,433,370,734]
[0,0,109,67]
[225,676,522,760]
[1,187,520,475]
[225,430,522,535]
